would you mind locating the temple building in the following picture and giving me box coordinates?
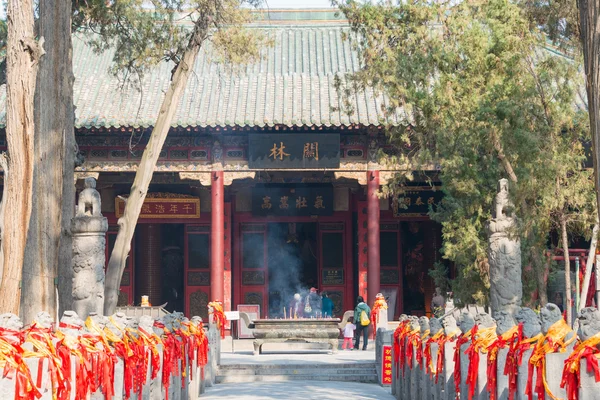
[9,9,447,322]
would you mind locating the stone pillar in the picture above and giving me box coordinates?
[136,224,163,306]
[487,179,522,315]
[71,177,108,319]
[367,170,380,306]
[211,170,224,302]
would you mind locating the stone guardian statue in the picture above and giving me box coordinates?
[71,177,108,319]
[486,178,522,315]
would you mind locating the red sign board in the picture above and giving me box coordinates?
[381,345,393,385]
[115,197,200,219]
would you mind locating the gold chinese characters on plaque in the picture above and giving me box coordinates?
[115,194,200,219]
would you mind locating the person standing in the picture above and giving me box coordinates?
[305,287,322,317]
[342,317,356,350]
[321,291,334,317]
[353,296,371,350]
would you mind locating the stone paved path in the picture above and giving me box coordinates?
[201,381,394,399]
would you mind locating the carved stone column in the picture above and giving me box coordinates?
[487,178,522,315]
[71,178,108,319]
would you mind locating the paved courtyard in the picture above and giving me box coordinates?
[201,381,394,399]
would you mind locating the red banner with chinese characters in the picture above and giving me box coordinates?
[382,345,393,385]
[115,196,200,219]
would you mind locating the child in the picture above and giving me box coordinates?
[342,317,356,350]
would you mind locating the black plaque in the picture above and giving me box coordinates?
[392,188,444,217]
[252,184,333,216]
[242,271,265,285]
[322,269,344,285]
[380,269,400,284]
[249,134,340,169]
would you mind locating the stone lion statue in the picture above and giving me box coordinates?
[577,307,600,343]
[459,311,475,334]
[77,177,101,217]
[475,312,496,329]
[33,312,54,330]
[409,316,420,332]
[540,303,574,344]
[494,310,516,336]
[515,307,541,338]
[429,317,443,336]
[443,315,460,336]
[0,313,23,331]
[419,316,430,335]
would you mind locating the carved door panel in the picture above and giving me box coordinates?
[319,222,350,317]
[106,226,134,307]
[185,225,211,320]
[237,223,268,318]
[380,223,402,320]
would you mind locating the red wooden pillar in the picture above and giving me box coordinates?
[367,170,380,306]
[211,171,224,302]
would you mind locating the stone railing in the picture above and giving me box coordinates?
[0,310,218,400]
[387,304,600,400]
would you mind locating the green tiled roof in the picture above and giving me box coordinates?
[0,21,400,130]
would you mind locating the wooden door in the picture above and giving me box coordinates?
[184,224,211,320]
[236,223,268,318]
[319,222,351,317]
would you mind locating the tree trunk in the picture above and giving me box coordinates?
[578,0,600,224]
[0,0,42,314]
[104,19,209,315]
[580,218,599,311]
[534,248,549,305]
[561,216,573,325]
[21,0,74,324]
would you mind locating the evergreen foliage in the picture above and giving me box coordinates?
[336,0,596,306]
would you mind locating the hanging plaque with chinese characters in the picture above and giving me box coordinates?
[115,194,200,219]
[252,184,333,216]
[391,187,444,217]
[248,134,340,169]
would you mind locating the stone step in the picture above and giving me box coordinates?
[215,374,379,384]
[218,362,376,371]
[215,362,378,384]
[217,367,377,376]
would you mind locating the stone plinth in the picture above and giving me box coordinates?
[545,352,570,400]
[442,341,456,400]
[579,358,600,400]
[517,348,534,400]
[496,347,510,400]
[251,319,341,355]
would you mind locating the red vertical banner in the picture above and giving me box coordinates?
[382,345,393,385]
[224,202,232,330]
[357,201,369,301]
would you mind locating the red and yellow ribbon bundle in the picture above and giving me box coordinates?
[454,327,474,400]
[137,325,162,382]
[434,329,460,384]
[23,324,69,400]
[180,321,209,382]
[0,328,41,400]
[424,329,444,378]
[486,325,519,400]
[54,324,97,400]
[405,326,422,370]
[393,320,410,377]
[104,319,141,400]
[527,319,576,400]
[465,326,497,400]
[154,320,183,400]
[502,324,542,400]
[416,329,430,369]
[560,331,600,400]
[370,295,388,338]
[208,301,227,339]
